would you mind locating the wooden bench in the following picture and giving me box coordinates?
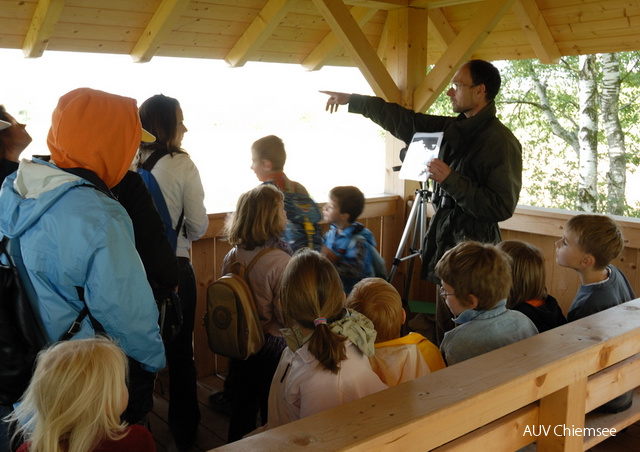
[210,298,640,451]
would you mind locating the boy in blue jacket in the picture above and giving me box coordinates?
[321,185,377,294]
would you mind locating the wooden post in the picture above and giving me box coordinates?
[537,377,588,451]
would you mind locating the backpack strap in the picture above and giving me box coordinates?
[3,236,88,343]
[139,148,186,243]
[58,287,99,341]
[282,178,295,193]
[61,167,116,200]
[231,247,277,278]
[245,248,278,275]
[140,148,171,172]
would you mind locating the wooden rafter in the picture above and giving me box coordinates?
[411,0,479,8]
[302,6,379,72]
[512,0,561,64]
[4,0,640,71]
[22,0,66,58]
[377,15,390,61]
[312,0,401,103]
[130,0,191,63]
[414,0,518,111]
[225,0,292,68]
[427,8,457,51]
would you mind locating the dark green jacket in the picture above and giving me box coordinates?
[349,94,522,283]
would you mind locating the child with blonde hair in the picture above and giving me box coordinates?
[8,337,155,452]
[347,278,445,386]
[436,241,538,366]
[263,249,387,429]
[218,183,292,442]
[496,240,566,333]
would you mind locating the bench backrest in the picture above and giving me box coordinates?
[212,298,640,451]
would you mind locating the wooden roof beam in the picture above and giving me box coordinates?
[512,0,561,64]
[428,8,457,50]
[225,0,292,68]
[411,0,479,8]
[414,0,517,111]
[312,0,401,103]
[131,0,191,63]
[302,6,379,72]
[22,0,66,59]
[344,0,407,9]
[377,14,390,61]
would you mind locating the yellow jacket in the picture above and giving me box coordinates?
[370,333,446,386]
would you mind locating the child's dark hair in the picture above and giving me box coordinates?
[252,135,286,171]
[280,249,347,373]
[329,186,364,223]
[496,240,547,309]
[566,214,624,269]
[435,241,512,311]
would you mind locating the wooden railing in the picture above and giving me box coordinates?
[210,298,640,452]
[191,196,640,379]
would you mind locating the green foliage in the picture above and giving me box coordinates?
[493,53,640,217]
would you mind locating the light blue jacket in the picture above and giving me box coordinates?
[0,159,165,372]
[440,300,538,366]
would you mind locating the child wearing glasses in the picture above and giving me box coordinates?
[436,241,538,366]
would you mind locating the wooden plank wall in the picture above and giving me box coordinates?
[191,197,640,379]
[500,206,640,315]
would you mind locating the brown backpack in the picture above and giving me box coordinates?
[204,248,275,360]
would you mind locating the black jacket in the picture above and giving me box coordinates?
[349,95,522,283]
[112,171,180,291]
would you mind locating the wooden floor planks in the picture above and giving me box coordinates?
[151,370,228,452]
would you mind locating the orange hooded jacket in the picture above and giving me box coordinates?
[47,88,147,188]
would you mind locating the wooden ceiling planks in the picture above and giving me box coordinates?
[0,0,639,65]
[2,0,640,109]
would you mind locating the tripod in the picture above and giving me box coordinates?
[387,182,432,304]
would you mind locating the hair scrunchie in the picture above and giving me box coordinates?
[313,317,327,327]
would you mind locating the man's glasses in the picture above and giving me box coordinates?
[449,82,476,91]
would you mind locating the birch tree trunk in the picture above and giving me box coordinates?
[577,54,598,212]
[527,62,579,155]
[599,52,627,215]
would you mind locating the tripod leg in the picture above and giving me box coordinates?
[402,197,424,303]
[387,192,421,283]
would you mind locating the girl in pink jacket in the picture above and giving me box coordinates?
[264,249,387,429]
